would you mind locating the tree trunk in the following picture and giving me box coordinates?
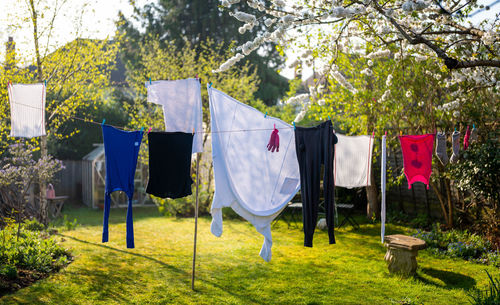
[29,0,48,225]
[366,166,379,219]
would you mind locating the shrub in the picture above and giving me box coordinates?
[23,219,45,231]
[413,223,497,266]
[0,220,71,274]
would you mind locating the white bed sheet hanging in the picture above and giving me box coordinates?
[208,86,300,261]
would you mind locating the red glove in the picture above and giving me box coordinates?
[267,125,280,152]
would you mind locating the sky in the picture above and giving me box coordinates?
[0,0,498,80]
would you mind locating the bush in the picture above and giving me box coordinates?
[449,139,500,248]
[468,270,500,305]
[0,220,71,273]
[23,219,45,231]
[413,223,497,266]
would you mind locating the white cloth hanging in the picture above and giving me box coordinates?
[334,134,374,188]
[208,86,300,261]
[7,83,46,138]
[146,79,203,153]
[381,135,387,243]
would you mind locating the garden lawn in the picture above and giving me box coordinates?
[1,206,498,305]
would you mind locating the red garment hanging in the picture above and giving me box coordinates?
[399,134,435,189]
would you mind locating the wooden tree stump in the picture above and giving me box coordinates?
[384,234,426,276]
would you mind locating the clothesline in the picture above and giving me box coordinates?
[6,100,296,134]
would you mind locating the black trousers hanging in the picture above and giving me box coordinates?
[294,121,338,247]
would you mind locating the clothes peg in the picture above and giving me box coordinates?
[293,122,296,130]
[328,115,331,121]
[148,127,152,134]
[140,127,144,132]
[209,82,213,88]
[473,124,475,128]
[102,119,106,125]
[372,130,375,137]
[192,127,195,135]
[44,80,47,86]
[385,131,387,136]
[399,130,402,136]
[264,112,267,118]
[454,127,457,132]
[149,77,152,85]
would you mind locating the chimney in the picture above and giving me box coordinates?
[5,36,15,69]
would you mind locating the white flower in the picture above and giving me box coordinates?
[405,90,412,98]
[361,68,373,76]
[221,0,241,7]
[381,89,391,102]
[482,31,496,46]
[230,11,257,23]
[317,99,326,106]
[264,18,276,27]
[331,70,358,94]
[213,53,245,73]
[367,50,391,59]
[285,94,310,105]
[272,0,286,7]
[414,54,427,62]
[367,60,373,67]
[386,74,393,86]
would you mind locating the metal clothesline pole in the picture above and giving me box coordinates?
[191,152,201,290]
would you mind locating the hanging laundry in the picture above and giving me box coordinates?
[381,134,387,243]
[463,125,471,150]
[295,121,337,247]
[334,134,374,188]
[146,79,203,153]
[102,125,143,248]
[399,134,435,189]
[267,125,280,152]
[7,83,46,138]
[450,130,460,163]
[146,132,194,199]
[208,86,300,262]
[435,132,449,166]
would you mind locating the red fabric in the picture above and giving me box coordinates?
[399,134,435,189]
[463,125,470,150]
[267,125,279,152]
[46,183,56,199]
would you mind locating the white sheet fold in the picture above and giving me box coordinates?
[208,86,300,261]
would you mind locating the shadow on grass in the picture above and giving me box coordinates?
[59,234,189,275]
[58,234,267,305]
[416,267,476,290]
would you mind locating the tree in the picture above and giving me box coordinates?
[302,48,499,226]
[117,0,290,105]
[216,0,499,71]
[1,0,118,224]
[216,0,498,222]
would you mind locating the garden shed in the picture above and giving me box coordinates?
[82,144,150,209]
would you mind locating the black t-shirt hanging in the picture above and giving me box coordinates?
[146,132,194,199]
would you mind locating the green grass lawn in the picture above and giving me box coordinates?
[1,205,498,305]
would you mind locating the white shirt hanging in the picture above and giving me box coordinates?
[208,86,300,262]
[8,83,46,138]
[334,134,374,188]
[146,79,203,153]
